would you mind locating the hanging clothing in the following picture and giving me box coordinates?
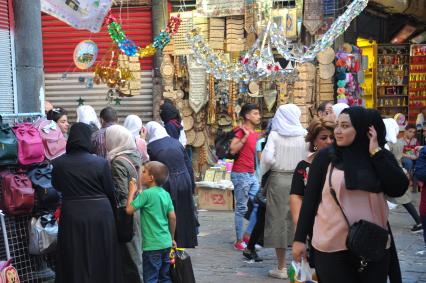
[106,125,143,283]
[52,123,120,283]
[147,136,198,248]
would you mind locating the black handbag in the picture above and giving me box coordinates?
[27,165,61,211]
[170,248,196,283]
[328,165,389,269]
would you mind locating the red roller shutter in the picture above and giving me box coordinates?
[41,7,153,73]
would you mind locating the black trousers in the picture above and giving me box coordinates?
[247,205,266,251]
[314,249,390,283]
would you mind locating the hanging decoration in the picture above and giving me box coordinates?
[93,49,133,89]
[73,40,98,70]
[41,0,113,33]
[187,0,368,82]
[77,97,85,106]
[187,27,298,83]
[105,12,181,58]
[303,0,324,35]
[270,0,369,63]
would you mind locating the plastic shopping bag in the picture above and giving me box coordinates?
[288,259,318,283]
[170,248,196,283]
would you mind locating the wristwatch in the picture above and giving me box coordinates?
[370,147,382,157]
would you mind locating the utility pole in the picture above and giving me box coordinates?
[152,0,168,121]
[13,0,44,113]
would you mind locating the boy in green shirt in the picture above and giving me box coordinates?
[126,161,176,283]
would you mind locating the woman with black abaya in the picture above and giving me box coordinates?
[52,123,120,283]
[292,107,407,283]
[145,121,198,248]
[160,99,183,141]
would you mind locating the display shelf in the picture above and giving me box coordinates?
[409,44,426,123]
[376,44,410,118]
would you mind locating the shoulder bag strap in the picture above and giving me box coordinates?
[328,165,351,227]
[115,155,138,180]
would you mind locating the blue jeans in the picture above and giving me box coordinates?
[402,157,414,172]
[231,172,260,241]
[142,248,171,283]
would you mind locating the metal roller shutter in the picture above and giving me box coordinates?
[41,7,153,121]
[0,0,16,114]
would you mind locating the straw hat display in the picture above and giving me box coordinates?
[316,47,335,64]
[185,129,196,145]
[192,131,206,148]
[183,116,194,131]
[319,63,335,80]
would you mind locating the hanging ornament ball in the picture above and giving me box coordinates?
[73,40,98,70]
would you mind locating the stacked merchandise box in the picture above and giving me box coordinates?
[209,18,225,50]
[294,63,316,127]
[226,17,245,52]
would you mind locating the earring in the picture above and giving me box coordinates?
[313,145,318,151]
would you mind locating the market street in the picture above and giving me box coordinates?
[191,193,426,283]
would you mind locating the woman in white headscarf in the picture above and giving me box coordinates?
[146,121,198,248]
[123,115,149,163]
[105,125,143,283]
[332,103,349,120]
[260,104,308,279]
[76,105,101,133]
[384,118,423,232]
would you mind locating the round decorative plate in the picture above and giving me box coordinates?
[73,40,98,70]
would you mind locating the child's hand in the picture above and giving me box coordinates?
[172,240,177,249]
[129,178,138,194]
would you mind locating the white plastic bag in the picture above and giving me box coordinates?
[289,258,318,283]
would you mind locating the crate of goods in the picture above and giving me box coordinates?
[171,11,193,55]
[196,186,233,211]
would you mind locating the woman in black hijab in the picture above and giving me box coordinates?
[52,123,120,283]
[292,107,407,283]
[160,99,183,140]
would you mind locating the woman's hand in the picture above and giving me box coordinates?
[368,125,380,155]
[292,241,307,263]
[140,127,147,140]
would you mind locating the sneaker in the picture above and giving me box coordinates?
[243,250,263,262]
[411,224,423,233]
[268,268,288,279]
[255,244,263,251]
[234,241,247,251]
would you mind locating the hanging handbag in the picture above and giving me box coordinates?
[0,122,18,166]
[28,214,58,255]
[113,155,138,243]
[328,166,389,269]
[1,172,34,215]
[27,165,61,211]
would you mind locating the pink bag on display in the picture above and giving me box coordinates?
[12,123,45,165]
[35,120,66,160]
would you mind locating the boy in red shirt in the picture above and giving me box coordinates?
[229,103,261,251]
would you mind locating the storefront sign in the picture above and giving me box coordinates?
[188,56,207,114]
[196,0,245,17]
[41,0,113,32]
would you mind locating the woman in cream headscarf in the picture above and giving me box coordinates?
[106,125,143,283]
[123,115,149,163]
[76,105,101,134]
[261,104,307,279]
[383,118,423,232]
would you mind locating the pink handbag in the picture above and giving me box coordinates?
[12,123,44,165]
[36,120,66,160]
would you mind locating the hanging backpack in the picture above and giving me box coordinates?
[0,122,18,166]
[214,127,242,160]
[35,120,66,160]
[0,259,20,283]
[27,165,61,212]
[12,123,44,165]
[1,172,34,215]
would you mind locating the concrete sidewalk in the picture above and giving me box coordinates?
[190,192,426,283]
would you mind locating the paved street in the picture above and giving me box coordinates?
[190,192,426,283]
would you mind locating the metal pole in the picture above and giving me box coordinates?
[152,0,168,121]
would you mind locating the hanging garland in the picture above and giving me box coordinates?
[270,0,369,63]
[105,12,181,58]
[187,0,369,82]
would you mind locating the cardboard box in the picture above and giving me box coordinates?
[196,187,233,211]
